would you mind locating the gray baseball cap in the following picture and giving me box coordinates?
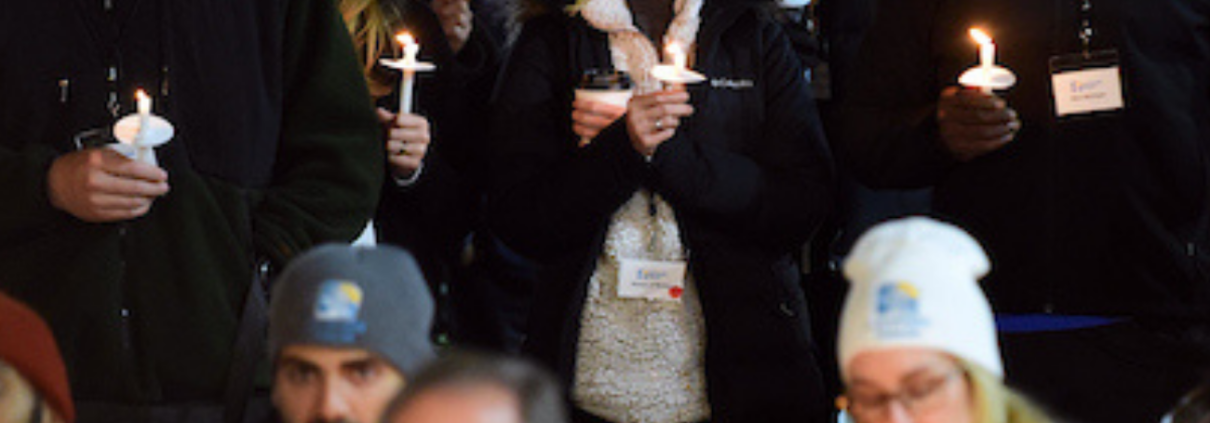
[268,244,436,376]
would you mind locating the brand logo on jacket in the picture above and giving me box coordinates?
[710,78,755,89]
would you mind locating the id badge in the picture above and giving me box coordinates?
[618,258,687,302]
[1049,49,1125,118]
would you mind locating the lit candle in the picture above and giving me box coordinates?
[397,32,419,116]
[651,40,705,85]
[136,89,151,117]
[135,90,151,162]
[969,28,996,93]
[111,88,174,167]
[666,42,687,71]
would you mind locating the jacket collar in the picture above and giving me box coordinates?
[695,1,764,66]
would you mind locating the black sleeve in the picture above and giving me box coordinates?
[0,144,69,239]
[649,17,835,252]
[486,16,648,261]
[835,0,956,189]
[376,9,502,254]
[256,0,384,264]
[426,14,501,194]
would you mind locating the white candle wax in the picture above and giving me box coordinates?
[981,42,996,71]
[969,29,996,93]
[137,90,151,117]
[135,90,151,162]
[667,42,687,71]
[397,33,419,116]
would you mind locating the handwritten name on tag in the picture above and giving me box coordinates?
[1051,66,1124,117]
[618,258,687,302]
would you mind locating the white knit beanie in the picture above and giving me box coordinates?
[838,217,1003,380]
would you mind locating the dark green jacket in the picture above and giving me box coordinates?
[0,0,382,404]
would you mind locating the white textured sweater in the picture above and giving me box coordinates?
[572,190,710,423]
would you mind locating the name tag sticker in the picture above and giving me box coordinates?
[1049,50,1126,118]
[618,258,687,302]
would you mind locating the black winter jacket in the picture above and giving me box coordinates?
[487,2,835,421]
[0,0,381,404]
[840,0,1210,324]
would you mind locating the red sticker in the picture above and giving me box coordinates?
[669,286,684,299]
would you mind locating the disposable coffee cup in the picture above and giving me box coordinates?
[575,70,633,146]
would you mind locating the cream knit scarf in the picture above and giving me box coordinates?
[573,0,704,94]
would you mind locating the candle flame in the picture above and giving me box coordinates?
[665,42,684,58]
[136,89,148,101]
[396,32,416,47]
[969,28,993,45]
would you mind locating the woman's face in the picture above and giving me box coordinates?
[844,348,975,423]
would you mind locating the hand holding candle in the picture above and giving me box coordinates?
[377,108,431,179]
[625,89,694,157]
[937,86,1021,162]
[46,148,170,222]
[573,70,632,146]
[55,90,171,222]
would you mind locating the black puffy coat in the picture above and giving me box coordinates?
[487,1,835,421]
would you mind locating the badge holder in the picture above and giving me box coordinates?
[1049,49,1125,119]
[1048,0,1126,119]
[73,128,117,151]
[616,192,690,303]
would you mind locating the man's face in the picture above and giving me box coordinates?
[272,345,406,423]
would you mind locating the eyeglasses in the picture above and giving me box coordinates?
[838,369,965,421]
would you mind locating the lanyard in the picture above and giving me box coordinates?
[67,0,171,119]
[1076,0,1094,55]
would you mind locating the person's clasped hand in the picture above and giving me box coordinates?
[626,88,694,157]
[378,108,431,180]
[937,86,1022,162]
[571,98,627,142]
[47,148,170,222]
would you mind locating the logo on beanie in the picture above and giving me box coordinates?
[874,282,928,339]
[315,281,364,323]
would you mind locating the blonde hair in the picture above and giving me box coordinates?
[339,0,397,97]
[962,360,1054,423]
